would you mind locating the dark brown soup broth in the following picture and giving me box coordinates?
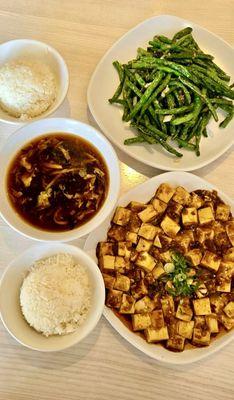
[7,133,109,231]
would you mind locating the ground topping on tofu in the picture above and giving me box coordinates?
[96,183,234,352]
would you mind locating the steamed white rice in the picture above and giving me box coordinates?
[20,253,91,337]
[0,59,57,120]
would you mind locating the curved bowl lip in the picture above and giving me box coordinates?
[0,38,69,125]
[0,117,120,242]
[87,14,234,172]
[0,243,105,352]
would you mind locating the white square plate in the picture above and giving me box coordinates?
[84,172,234,364]
[87,15,234,171]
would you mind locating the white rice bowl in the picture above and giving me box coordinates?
[20,253,91,336]
[0,59,57,120]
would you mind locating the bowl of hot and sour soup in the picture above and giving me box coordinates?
[0,118,120,241]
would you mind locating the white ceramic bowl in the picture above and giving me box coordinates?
[0,117,120,241]
[0,243,105,351]
[0,39,69,124]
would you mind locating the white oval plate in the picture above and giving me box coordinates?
[84,171,234,364]
[87,15,234,171]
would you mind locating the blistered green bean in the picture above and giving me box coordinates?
[109,26,233,158]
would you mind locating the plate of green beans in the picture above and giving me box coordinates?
[88,15,234,171]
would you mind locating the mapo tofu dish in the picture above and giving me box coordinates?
[7,134,108,231]
[97,183,234,352]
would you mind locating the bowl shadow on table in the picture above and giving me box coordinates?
[0,97,72,151]
[47,97,71,119]
[87,106,233,179]
[104,317,223,373]
[5,316,105,372]
[0,226,85,265]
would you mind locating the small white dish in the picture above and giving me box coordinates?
[0,243,105,351]
[0,117,120,242]
[84,171,234,364]
[88,15,234,171]
[0,39,69,124]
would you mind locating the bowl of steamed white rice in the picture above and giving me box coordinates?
[0,243,105,351]
[0,39,69,124]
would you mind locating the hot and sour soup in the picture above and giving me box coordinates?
[7,133,109,231]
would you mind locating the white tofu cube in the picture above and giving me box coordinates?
[218,314,234,330]
[150,309,165,329]
[138,205,157,222]
[196,227,214,244]
[158,234,172,248]
[223,301,234,318]
[136,251,156,272]
[198,207,214,225]
[114,256,126,273]
[100,255,115,271]
[112,206,131,226]
[226,221,234,246]
[193,298,211,315]
[176,299,193,321]
[145,327,169,343]
[217,280,232,292]
[186,249,203,266]
[118,242,131,258]
[223,247,234,262]
[154,235,162,248]
[182,207,198,226]
[131,279,148,300]
[128,213,142,233]
[102,273,115,289]
[166,200,183,217]
[126,231,138,244]
[132,313,151,331]
[128,201,146,213]
[190,192,204,209]
[108,224,127,241]
[166,335,185,351]
[136,238,152,252]
[161,295,175,318]
[220,261,234,276]
[216,204,230,221]
[159,251,172,262]
[138,223,158,240]
[172,186,190,205]
[114,274,131,292]
[119,294,136,314]
[161,215,180,238]
[135,296,155,313]
[152,264,165,279]
[213,220,226,235]
[174,233,191,252]
[195,283,208,298]
[155,183,175,203]
[152,198,167,215]
[210,293,229,313]
[193,328,210,346]
[205,315,219,333]
[216,277,231,293]
[201,251,221,272]
[177,320,194,339]
[97,242,115,257]
[106,290,123,309]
